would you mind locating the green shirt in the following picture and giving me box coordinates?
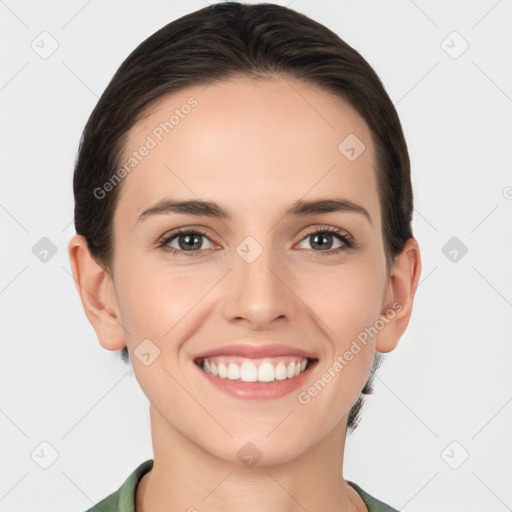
[84,459,400,512]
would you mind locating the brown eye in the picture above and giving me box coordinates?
[159,229,215,256]
[174,232,205,251]
[297,227,353,253]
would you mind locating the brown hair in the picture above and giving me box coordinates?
[72,1,413,433]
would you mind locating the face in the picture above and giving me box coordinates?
[109,75,391,464]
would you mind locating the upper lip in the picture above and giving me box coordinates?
[193,343,318,361]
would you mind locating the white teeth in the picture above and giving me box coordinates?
[200,357,309,383]
[227,362,240,380]
[258,362,275,382]
[275,362,287,380]
[218,362,228,378]
[240,361,258,382]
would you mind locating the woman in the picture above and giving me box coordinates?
[68,2,421,510]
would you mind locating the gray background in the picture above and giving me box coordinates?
[1,0,511,511]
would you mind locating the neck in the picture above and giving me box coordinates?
[136,404,366,512]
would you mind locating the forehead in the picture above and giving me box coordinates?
[115,75,379,229]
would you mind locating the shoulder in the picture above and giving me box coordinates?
[83,459,154,512]
[347,481,401,512]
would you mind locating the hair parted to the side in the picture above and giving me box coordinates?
[72,1,413,433]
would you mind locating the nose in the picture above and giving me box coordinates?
[221,239,298,329]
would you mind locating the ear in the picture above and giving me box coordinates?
[67,234,127,351]
[376,237,422,353]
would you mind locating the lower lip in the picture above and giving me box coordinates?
[195,360,318,400]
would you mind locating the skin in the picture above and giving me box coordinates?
[68,75,421,512]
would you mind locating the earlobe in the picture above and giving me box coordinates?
[67,234,127,351]
[376,237,422,353]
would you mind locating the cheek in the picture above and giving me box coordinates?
[295,266,382,430]
[300,261,384,345]
[113,255,219,344]
[296,257,385,397]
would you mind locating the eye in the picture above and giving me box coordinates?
[157,226,355,257]
[296,226,354,254]
[158,228,216,256]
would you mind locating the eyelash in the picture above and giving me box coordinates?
[157,226,355,258]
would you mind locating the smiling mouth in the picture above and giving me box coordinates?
[194,356,318,383]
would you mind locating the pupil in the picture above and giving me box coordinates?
[181,233,201,250]
[312,233,332,250]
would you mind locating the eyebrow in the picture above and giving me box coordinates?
[136,197,372,225]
